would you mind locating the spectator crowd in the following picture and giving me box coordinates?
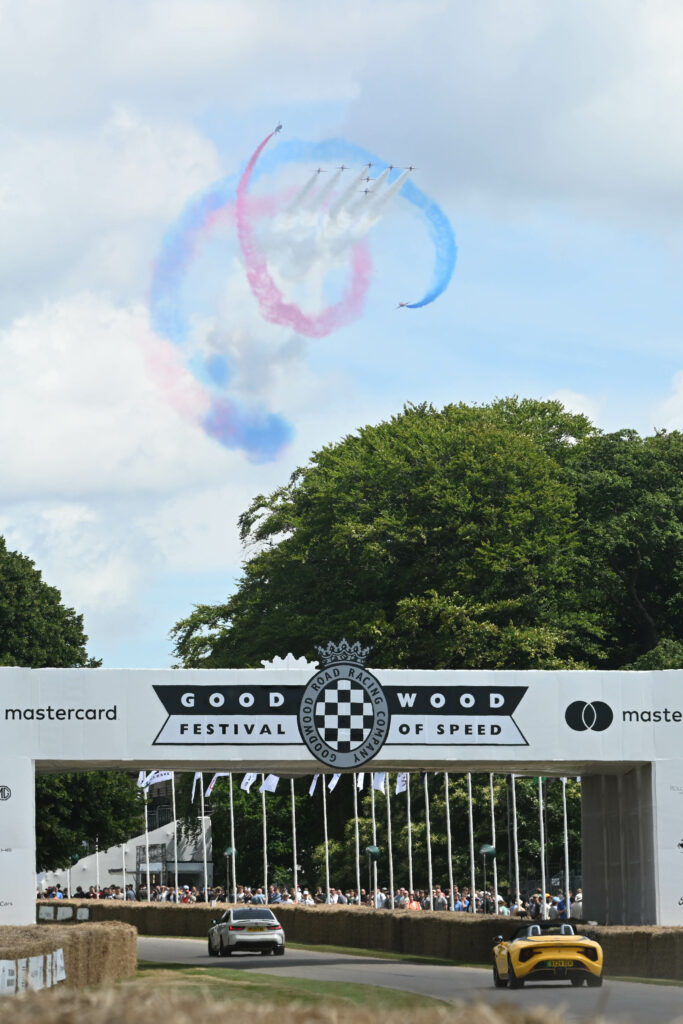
[38,880,582,918]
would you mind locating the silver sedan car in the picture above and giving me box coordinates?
[208,906,286,957]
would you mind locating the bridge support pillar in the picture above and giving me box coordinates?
[0,757,36,925]
[582,760,683,925]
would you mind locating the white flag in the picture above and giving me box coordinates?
[205,772,230,798]
[356,773,365,791]
[328,773,342,792]
[241,772,258,793]
[309,774,320,796]
[260,774,279,793]
[145,770,174,789]
[372,772,386,792]
[395,772,408,795]
[137,771,147,789]
[191,772,202,802]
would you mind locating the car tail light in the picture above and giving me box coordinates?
[228,925,245,931]
[518,948,538,963]
[267,924,282,930]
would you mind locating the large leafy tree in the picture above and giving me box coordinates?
[172,399,600,670]
[0,535,144,870]
[0,537,94,667]
[572,429,683,666]
[35,772,144,873]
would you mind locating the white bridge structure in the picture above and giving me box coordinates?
[1,662,682,926]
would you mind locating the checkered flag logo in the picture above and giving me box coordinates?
[313,679,375,753]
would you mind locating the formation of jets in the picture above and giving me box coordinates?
[267,135,418,310]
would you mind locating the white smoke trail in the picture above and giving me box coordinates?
[255,163,407,309]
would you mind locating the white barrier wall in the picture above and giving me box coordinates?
[2,663,682,924]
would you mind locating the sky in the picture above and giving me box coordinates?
[2,0,683,667]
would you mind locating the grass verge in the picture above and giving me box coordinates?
[133,961,451,1010]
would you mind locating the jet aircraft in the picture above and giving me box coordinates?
[274,123,283,133]
[396,302,409,308]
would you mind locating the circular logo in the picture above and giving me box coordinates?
[298,664,390,768]
[0,786,11,801]
[565,700,613,732]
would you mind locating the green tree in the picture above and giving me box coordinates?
[0,534,143,870]
[35,772,144,873]
[172,399,600,670]
[572,429,683,666]
[0,537,95,667]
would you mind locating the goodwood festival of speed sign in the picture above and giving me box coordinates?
[152,638,528,765]
[298,641,390,768]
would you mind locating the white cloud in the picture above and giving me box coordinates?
[549,388,605,425]
[652,371,683,431]
[0,294,228,501]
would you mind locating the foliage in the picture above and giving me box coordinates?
[35,771,144,872]
[172,399,601,670]
[0,536,97,667]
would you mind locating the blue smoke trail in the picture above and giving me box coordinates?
[203,396,294,463]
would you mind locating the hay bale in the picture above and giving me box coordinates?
[0,922,136,990]
[0,986,585,1024]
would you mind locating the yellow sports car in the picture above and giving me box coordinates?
[492,922,603,988]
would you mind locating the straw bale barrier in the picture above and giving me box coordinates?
[36,901,683,980]
[0,986,597,1024]
[0,921,136,989]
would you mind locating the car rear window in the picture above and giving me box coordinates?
[232,909,277,921]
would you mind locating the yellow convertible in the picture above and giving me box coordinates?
[492,922,603,988]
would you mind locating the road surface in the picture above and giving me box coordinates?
[138,936,683,1023]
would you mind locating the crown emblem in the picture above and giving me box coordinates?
[315,638,371,668]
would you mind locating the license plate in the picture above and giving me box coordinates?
[547,960,573,968]
[247,926,265,932]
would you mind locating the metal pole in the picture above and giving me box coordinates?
[406,773,413,895]
[562,777,571,917]
[261,774,268,896]
[121,841,126,895]
[171,772,179,898]
[490,773,499,915]
[424,773,433,910]
[290,779,298,902]
[467,773,476,912]
[511,775,520,905]
[539,777,547,920]
[143,792,150,898]
[229,773,237,901]
[444,772,454,910]
[370,782,378,903]
[199,773,209,901]
[322,774,331,903]
[353,774,361,904]
[386,774,394,907]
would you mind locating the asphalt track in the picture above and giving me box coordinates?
[139,936,683,1023]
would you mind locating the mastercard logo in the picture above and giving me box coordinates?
[565,701,614,732]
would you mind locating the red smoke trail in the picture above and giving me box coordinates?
[235,132,372,338]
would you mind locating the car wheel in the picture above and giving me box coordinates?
[492,959,507,988]
[586,975,603,987]
[219,938,232,958]
[275,945,285,956]
[208,938,216,957]
[507,956,524,989]
[570,977,584,987]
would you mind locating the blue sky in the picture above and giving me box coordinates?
[1,1,683,666]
